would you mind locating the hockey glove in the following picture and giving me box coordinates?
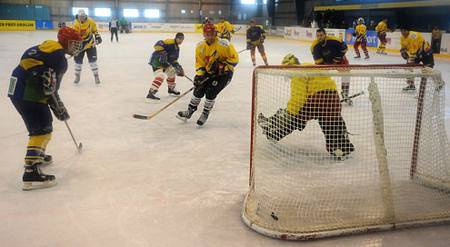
[332,56,343,64]
[49,94,70,121]
[159,51,170,68]
[41,68,57,96]
[95,33,102,44]
[194,74,207,86]
[260,36,265,44]
[400,49,409,60]
[173,64,185,77]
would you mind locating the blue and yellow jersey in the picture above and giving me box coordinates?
[195,37,239,76]
[400,31,431,56]
[375,21,387,34]
[246,25,266,45]
[311,36,348,64]
[151,39,180,66]
[73,17,98,49]
[8,40,67,103]
[287,64,337,115]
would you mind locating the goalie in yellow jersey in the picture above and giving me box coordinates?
[257,54,354,158]
[72,9,102,84]
[177,23,239,126]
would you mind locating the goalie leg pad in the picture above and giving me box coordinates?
[259,109,305,142]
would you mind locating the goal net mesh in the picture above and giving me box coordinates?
[242,65,450,240]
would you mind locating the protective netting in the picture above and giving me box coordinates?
[242,65,450,240]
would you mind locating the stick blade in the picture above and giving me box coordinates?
[77,143,83,154]
[133,114,149,120]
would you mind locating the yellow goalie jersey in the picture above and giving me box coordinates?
[400,31,431,56]
[195,37,239,76]
[287,64,337,115]
[73,17,98,49]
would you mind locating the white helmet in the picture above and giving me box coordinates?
[357,17,365,24]
[77,9,87,21]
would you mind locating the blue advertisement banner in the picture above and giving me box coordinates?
[35,20,53,30]
[345,28,379,47]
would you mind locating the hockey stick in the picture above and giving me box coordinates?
[64,120,83,154]
[238,48,249,54]
[132,75,199,120]
[50,94,83,153]
[340,90,365,103]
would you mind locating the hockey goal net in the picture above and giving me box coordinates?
[242,64,450,240]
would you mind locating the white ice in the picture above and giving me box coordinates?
[0,31,449,247]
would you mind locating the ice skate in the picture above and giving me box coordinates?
[22,164,56,191]
[168,87,180,96]
[196,111,210,126]
[94,75,101,84]
[402,84,416,92]
[176,107,195,122]
[74,74,80,84]
[146,89,160,102]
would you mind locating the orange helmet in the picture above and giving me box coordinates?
[57,27,82,56]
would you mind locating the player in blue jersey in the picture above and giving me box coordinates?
[311,28,353,105]
[146,32,185,101]
[7,27,82,191]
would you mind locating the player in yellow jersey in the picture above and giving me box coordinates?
[353,18,369,59]
[257,54,354,158]
[72,9,102,84]
[375,18,388,55]
[216,17,234,41]
[400,27,434,91]
[177,23,239,126]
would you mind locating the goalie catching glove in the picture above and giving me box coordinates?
[49,94,70,121]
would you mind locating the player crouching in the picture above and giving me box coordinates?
[177,23,239,126]
[146,33,185,101]
[400,27,434,92]
[257,54,354,159]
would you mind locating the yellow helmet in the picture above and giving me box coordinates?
[281,54,300,65]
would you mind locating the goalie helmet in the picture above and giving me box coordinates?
[282,54,300,65]
[58,27,82,56]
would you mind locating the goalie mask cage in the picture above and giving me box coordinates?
[242,64,450,240]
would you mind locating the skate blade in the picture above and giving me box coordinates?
[145,98,160,104]
[23,180,57,191]
[176,115,188,122]
[38,160,53,166]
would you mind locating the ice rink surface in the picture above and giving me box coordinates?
[0,31,449,247]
